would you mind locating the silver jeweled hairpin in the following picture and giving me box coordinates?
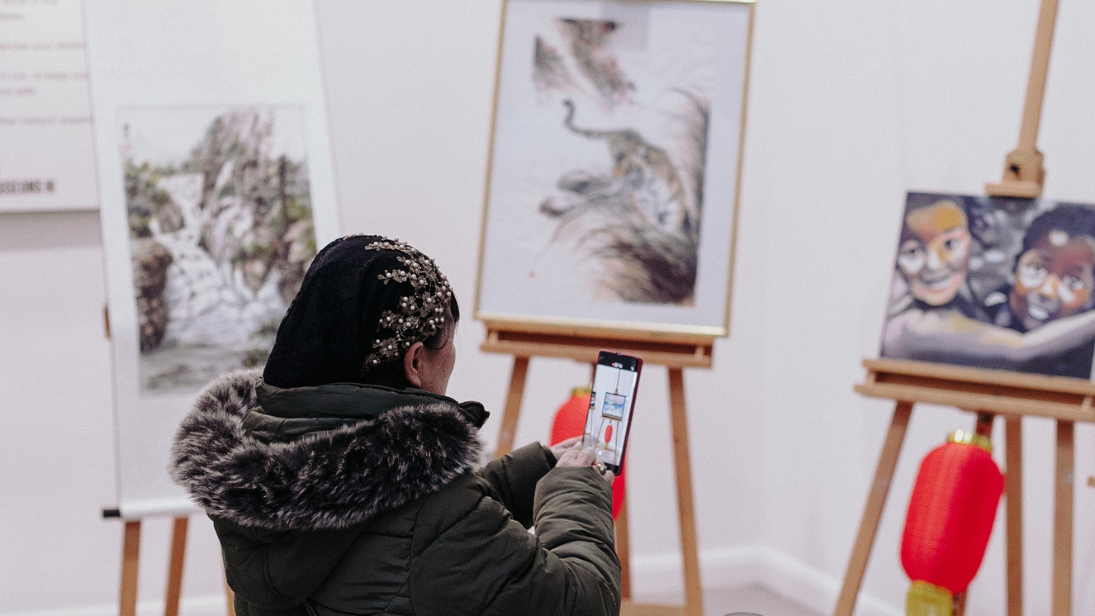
[362,239,453,369]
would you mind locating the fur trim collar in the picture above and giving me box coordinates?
[171,370,484,530]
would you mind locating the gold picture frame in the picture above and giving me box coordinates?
[475,0,755,342]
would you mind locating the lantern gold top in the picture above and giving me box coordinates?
[948,429,993,454]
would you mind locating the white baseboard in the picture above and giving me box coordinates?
[630,546,903,616]
[5,548,900,616]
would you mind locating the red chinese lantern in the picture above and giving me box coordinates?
[550,387,626,519]
[901,429,1004,615]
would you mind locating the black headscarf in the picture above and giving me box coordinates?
[263,235,456,388]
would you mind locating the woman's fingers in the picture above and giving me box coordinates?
[556,447,616,482]
[558,436,582,449]
[554,449,581,467]
[555,447,598,468]
[574,448,596,467]
[549,436,585,463]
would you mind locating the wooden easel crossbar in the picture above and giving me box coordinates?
[858,358,1095,422]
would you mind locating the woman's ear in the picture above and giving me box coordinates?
[402,341,427,388]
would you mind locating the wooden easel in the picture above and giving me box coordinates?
[105,511,235,616]
[481,321,714,616]
[102,312,235,616]
[835,0,1081,613]
[833,359,1094,616]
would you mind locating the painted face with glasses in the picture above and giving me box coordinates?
[1009,230,1095,331]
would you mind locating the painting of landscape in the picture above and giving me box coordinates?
[119,106,316,393]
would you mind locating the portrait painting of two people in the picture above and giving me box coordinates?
[882,192,1095,379]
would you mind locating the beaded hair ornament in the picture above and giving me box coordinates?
[362,238,453,369]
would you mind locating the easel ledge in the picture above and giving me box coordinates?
[481,320,714,368]
[856,358,1095,421]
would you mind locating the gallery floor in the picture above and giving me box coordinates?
[645,584,822,616]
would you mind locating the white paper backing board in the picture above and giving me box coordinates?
[85,0,340,518]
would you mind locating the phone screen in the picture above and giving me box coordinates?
[583,351,642,472]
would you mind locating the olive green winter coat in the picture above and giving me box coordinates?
[171,370,620,616]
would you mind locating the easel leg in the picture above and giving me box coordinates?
[667,368,703,616]
[832,400,913,616]
[953,590,967,616]
[120,520,141,616]
[494,356,529,458]
[1005,416,1024,616]
[165,517,188,616]
[225,579,236,616]
[1053,420,1073,616]
[616,487,632,599]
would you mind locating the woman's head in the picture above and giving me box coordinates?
[263,235,459,393]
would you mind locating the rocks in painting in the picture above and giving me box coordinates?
[156,199,186,235]
[240,258,272,296]
[155,174,203,232]
[131,238,173,352]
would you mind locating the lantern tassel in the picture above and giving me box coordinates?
[907,580,953,616]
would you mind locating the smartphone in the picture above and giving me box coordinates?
[582,350,643,473]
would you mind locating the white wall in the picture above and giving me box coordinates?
[2,1,1094,615]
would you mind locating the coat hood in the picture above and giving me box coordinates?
[171,369,486,531]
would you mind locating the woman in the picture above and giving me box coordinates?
[171,235,619,616]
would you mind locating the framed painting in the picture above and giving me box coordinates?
[85,0,339,517]
[475,0,754,339]
[881,192,1095,380]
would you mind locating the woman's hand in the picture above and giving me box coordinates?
[553,438,614,483]
[549,436,582,462]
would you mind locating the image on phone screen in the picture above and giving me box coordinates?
[583,352,640,471]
